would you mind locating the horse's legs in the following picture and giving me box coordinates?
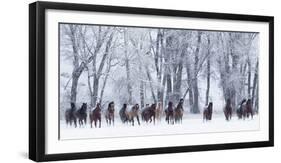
[136,116,140,125]
[94,120,97,128]
[74,119,77,128]
[99,118,101,128]
[132,117,135,126]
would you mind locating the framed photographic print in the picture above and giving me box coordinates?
[29,1,274,162]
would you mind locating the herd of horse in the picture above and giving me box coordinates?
[64,98,254,128]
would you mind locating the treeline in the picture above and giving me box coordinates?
[60,24,259,114]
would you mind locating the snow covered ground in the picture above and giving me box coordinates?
[60,113,259,140]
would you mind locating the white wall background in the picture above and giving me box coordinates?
[0,0,279,162]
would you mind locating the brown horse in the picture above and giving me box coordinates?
[174,99,184,124]
[203,102,213,122]
[126,104,141,126]
[224,99,232,121]
[165,101,174,124]
[141,104,157,124]
[75,103,87,127]
[244,99,254,119]
[65,102,77,127]
[90,103,102,128]
[105,102,115,126]
[155,102,163,122]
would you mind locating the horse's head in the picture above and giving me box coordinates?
[168,101,173,107]
[179,98,184,105]
[95,103,101,112]
[70,102,76,111]
[108,101,114,108]
[241,99,247,105]
[71,102,75,108]
[208,102,213,110]
[108,102,115,112]
[226,99,231,105]
[246,99,251,105]
[81,103,87,111]
[135,104,139,110]
[151,103,156,111]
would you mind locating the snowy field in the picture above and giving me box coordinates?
[60,113,259,140]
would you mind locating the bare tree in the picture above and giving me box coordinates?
[191,31,202,113]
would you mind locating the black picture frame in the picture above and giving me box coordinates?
[29,1,274,162]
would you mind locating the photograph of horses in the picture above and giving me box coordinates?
[59,23,259,140]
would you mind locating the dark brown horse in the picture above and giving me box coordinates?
[105,102,115,126]
[237,99,246,119]
[126,104,141,126]
[224,99,232,121]
[141,103,157,124]
[244,99,254,119]
[165,101,174,124]
[119,104,129,123]
[75,103,87,127]
[174,99,184,124]
[203,102,213,121]
[65,102,77,127]
[90,103,102,128]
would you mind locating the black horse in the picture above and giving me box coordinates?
[244,99,254,119]
[65,102,77,127]
[174,99,184,124]
[76,103,87,127]
[119,104,129,123]
[224,99,232,121]
[203,102,213,121]
[237,99,246,119]
[165,101,174,124]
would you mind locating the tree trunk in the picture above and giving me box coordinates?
[205,57,210,106]
[252,61,258,111]
[172,42,185,103]
[146,67,157,104]
[91,32,114,107]
[186,63,194,108]
[70,75,79,104]
[69,25,80,104]
[140,79,145,108]
[255,83,259,113]
[247,58,252,99]
[230,35,238,108]
[123,30,133,105]
[99,70,110,105]
[92,75,99,107]
[139,65,145,108]
[165,72,172,105]
[125,58,133,104]
[86,68,93,105]
[192,31,202,114]
[205,36,211,106]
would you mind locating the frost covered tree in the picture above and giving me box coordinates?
[60,23,259,116]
